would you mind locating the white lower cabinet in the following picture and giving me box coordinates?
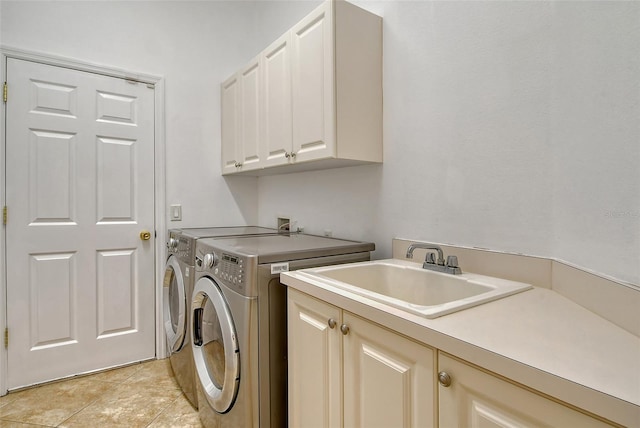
[287,289,435,428]
[287,289,619,428]
[438,353,615,428]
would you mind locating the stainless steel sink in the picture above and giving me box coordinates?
[301,259,533,318]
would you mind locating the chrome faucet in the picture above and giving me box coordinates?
[406,243,462,275]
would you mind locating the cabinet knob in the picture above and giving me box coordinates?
[285,152,290,158]
[340,324,350,335]
[328,318,337,329]
[438,371,452,387]
[235,162,243,168]
[290,151,297,158]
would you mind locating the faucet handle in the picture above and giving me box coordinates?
[425,252,436,264]
[446,255,459,268]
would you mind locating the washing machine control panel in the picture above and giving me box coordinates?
[196,249,253,296]
[167,231,195,264]
[216,253,245,287]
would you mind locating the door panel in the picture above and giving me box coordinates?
[438,354,611,428]
[28,252,77,349]
[29,130,77,224]
[262,32,293,167]
[96,137,136,222]
[240,58,261,170]
[221,74,240,174]
[343,313,436,428]
[96,249,136,337]
[287,289,342,428]
[5,58,156,389]
[291,1,335,161]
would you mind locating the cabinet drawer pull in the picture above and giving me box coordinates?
[438,371,452,387]
[340,324,350,335]
[328,318,337,329]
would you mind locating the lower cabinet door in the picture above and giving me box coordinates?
[438,353,615,428]
[287,289,342,428]
[342,312,436,428]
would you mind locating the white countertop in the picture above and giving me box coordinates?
[282,265,640,427]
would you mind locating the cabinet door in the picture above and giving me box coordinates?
[343,313,436,428]
[438,353,614,428]
[261,32,293,168]
[239,57,261,171]
[221,73,241,174]
[287,289,342,428]
[291,1,336,162]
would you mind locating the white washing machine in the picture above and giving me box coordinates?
[191,234,374,427]
[163,227,279,408]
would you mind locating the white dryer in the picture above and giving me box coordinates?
[163,227,279,409]
[192,234,374,427]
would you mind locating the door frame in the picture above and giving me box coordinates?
[0,46,168,395]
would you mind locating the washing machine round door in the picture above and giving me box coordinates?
[191,277,240,414]
[163,256,186,352]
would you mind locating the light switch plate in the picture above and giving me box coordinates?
[170,204,182,221]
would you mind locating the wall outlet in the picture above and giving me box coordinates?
[278,217,290,231]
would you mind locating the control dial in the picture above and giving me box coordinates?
[168,238,179,250]
[203,252,219,269]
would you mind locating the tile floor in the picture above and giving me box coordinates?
[0,359,202,427]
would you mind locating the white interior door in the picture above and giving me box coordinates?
[5,58,156,389]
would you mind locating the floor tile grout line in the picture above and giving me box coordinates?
[54,389,108,428]
[0,416,57,427]
[144,394,184,428]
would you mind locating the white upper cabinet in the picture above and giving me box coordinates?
[221,0,382,175]
[221,73,241,175]
[290,1,335,162]
[261,32,293,168]
[239,57,262,171]
[221,57,263,174]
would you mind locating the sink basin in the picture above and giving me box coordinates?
[300,259,533,318]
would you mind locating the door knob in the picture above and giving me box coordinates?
[140,230,151,241]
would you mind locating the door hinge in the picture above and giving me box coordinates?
[4,328,8,349]
[3,82,7,103]
[2,206,7,225]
